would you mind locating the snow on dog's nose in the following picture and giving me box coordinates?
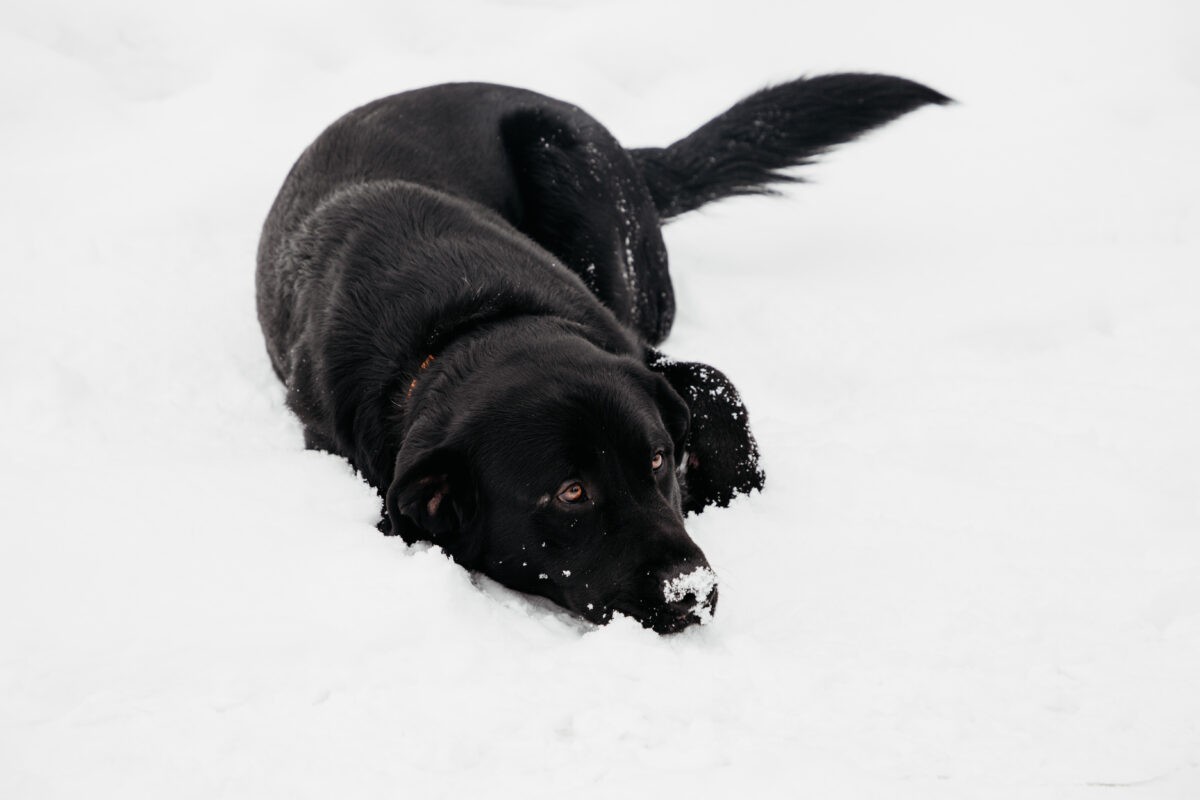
[662,565,718,625]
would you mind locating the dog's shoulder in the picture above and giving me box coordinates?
[266,178,641,490]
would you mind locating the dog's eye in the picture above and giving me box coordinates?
[651,451,664,471]
[557,481,587,504]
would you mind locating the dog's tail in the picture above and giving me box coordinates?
[631,73,951,219]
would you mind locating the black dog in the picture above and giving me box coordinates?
[257,76,947,633]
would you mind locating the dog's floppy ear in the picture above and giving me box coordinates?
[383,444,477,545]
[647,349,765,514]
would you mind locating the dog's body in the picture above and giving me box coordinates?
[257,77,947,632]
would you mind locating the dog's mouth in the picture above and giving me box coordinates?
[603,582,719,635]
[647,606,713,634]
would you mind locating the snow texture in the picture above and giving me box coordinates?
[3,1,1200,798]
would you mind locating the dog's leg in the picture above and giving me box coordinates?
[647,350,764,513]
[501,108,675,344]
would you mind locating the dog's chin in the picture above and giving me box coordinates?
[645,611,704,635]
[606,598,716,635]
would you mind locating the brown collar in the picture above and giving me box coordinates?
[406,354,436,400]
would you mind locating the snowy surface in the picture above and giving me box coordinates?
[3,1,1199,797]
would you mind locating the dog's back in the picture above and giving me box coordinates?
[258,83,675,359]
[259,84,553,259]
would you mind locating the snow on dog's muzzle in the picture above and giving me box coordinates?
[662,566,718,625]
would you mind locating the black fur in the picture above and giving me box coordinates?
[633,73,951,218]
[256,76,946,633]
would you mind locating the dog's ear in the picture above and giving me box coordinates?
[647,350,765,514]
[383,445,477,544]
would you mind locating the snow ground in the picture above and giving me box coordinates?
[2,1,1198,797]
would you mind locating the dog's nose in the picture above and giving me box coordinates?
[658,563,719,627]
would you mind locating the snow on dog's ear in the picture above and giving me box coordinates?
[383,443,477,545]
[646,349,765,514]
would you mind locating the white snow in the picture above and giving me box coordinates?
[3,1,1200,798]
[662,567,717,604]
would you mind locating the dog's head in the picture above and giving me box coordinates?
[385,337,761,633]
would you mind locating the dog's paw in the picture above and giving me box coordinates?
[647,351,765,514]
